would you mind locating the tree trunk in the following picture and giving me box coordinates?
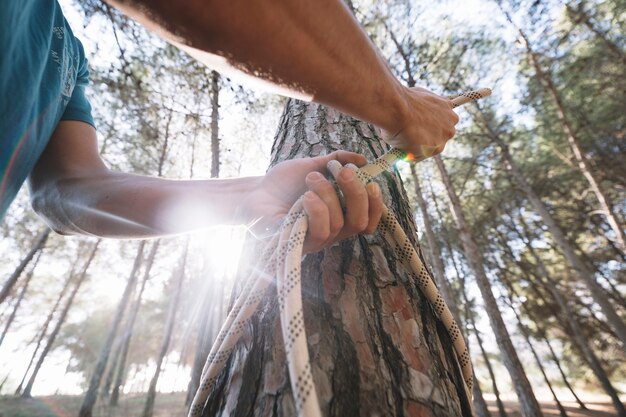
[510,15,626,256]
[498,284,569,417]
[474,105,626,349]
[79,241,146,417]
[22,241,100,397]
[494,221,587,410]
[101,342,122,398]
[201,100,473,416]
[513,216,626,417]
[0,228,50,305]
[434,155,543,417]
[142,242,187,417]
[210,70,221,179]
[15,246,83,395]
[410,165,491,417]
[186,270,227,407]
[459,283,507,417]
[0,250,41,347]
[543,333,587,410]
[409,165,462,322]
[110,240,160,406]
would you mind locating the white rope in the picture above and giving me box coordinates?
[188,88,492,417]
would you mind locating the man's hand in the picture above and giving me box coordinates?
[243,151,383,253]
[381,86,459,160]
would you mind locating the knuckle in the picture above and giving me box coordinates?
[349,216,369,233]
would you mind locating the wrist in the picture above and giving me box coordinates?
[373,78,411,136]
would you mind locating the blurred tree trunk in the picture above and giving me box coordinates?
[101,342,122,398]
[201,100,473,416]
[22,241,100,397]
[15,247,82,395]
[187,69,224,406]
[0,251,41,347]
[410,165,491,417]
[508,14,626,257]
[434,155,543,417]
[513,217,626,417]
[110,240,160,406]
[142,243,187,417]
[543,335,586,410]
[459,283,507,417]
[0,228,49,304]
[210,70,221,178]
[79,241,145,417]
[430,179,507,417]
[494,221,587,409]
[475,105,626,349]
[498,283,569,417]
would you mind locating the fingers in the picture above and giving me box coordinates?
[302,166,383,254]
[382,87,459,157]
[302,171,343,253]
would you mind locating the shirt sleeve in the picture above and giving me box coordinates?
[61,38,95,128]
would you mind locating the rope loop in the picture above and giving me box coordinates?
[188,88,491,417]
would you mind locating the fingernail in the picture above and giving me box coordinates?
[340,169,355,182]
[369,182,380,197]
[307,172,325,182]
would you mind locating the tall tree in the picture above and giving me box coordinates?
[15,247,83,395]
[0,228,49,304]
[210,70,221,179]
[79,241,146,417]
[200,100,473,416]
[512,215,626,417]
[505,10,626,255]
[22,241,100,397]
[0,251,42,347]
[409,165,491,417]
[434,154,544,417]
[142,243,188,417]
[472,104,626,349]
[110,240,160,406]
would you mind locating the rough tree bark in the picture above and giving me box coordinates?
[142,243,187,417]
[79,241,146,417]
[473,106,626,349]
[201,100,473,416]
[434,155,544,417]
[0,228,50,305]
[22,241,100,397]
[409,165,491,417]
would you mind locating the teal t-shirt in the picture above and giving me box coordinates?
[0,0,95,220]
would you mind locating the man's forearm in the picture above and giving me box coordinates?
[32,171,261,238]
[107,0,408,133]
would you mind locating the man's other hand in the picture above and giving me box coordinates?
[244,151,383,253]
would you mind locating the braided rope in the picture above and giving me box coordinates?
[188,88,491,417]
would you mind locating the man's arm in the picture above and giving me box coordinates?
[29,121,382,251]
[105,0,458,157]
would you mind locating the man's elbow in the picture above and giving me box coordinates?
[29,182,81,236]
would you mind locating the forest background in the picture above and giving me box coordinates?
[0,0,624,416]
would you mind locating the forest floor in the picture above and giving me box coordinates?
[0,393,622,417]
